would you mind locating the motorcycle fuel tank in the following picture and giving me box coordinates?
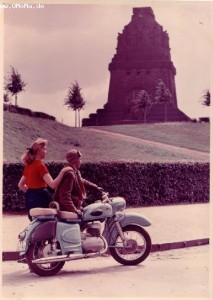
[83,202,113,221]
[110,197,126,213]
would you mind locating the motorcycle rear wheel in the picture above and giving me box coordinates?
[26,239,65,276]
[109,225,151,265]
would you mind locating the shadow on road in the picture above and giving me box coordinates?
[3,260,146,284]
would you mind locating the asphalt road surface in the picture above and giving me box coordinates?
[2,245,210,299]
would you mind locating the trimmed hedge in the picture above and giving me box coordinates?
[2,162,209,212]
[3,104,56,121]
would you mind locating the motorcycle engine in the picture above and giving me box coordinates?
[82,223,105,253]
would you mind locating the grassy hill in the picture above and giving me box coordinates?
[91,123,210,153]
[3,111,210,163]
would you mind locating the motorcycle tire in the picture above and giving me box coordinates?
[109,224,151,265]
[26,239,65,276]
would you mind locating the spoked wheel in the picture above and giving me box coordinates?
[109,225,151,265]
[26,239,65,276]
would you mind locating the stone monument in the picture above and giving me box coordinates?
[82,7,190,126]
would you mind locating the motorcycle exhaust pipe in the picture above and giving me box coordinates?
[32,237,108,265]
[32,251,103,264]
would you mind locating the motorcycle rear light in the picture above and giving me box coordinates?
[18,231,26,241]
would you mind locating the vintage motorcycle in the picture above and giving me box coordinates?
[17,192,152,276]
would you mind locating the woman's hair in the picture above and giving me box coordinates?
[21,138,48,165]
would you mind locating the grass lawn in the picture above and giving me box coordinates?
[90,123,210,153]
[3,111,210,163]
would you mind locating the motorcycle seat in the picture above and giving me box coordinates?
[58,211,78,219]
[29,207,57,217]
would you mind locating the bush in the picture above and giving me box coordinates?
[2,162,209,212]
[3,103,55,121]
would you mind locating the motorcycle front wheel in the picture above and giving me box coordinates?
[109,225,151,265]
[26,239,65,276]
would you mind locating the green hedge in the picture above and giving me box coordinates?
[2,162,210,212]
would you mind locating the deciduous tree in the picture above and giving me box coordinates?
[155,79,171,122]
[3,92,11,103]
[4,66,27,106]
[64,81,86,127]
[201,89,210,107]
[131,90,152,123]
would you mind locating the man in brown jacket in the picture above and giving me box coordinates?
[53,149,100,217]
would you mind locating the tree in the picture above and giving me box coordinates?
[201,89,210,107]
[3,92,11,103]
[155,79,171,122]
[4,66,27,106]
[64,81,86,127]
[131,90,152,123]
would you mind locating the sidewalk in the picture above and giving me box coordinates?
[2,203,210,260]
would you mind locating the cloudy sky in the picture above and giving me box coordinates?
[3,0,213,126]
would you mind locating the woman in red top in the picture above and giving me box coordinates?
[18,138,70,220]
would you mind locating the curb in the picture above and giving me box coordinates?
[150,238,209,252]
[2,238,209,262]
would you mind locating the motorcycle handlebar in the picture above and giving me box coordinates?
[101,192,109,203]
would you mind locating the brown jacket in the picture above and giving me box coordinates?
[53,168,98,212]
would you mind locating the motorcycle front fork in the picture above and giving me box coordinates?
[114,216,128,246]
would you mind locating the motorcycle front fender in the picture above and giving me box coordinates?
[103,213,151,246]
[119,213,151,228]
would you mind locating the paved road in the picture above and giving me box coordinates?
[2,245,210,299]
[2,203,209,252]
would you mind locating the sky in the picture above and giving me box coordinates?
[2,0,213,126]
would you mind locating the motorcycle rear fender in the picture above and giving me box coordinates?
[18,220,42,254]
[119,213,151,228]
[30,220,57,244]
[18,220,56,254]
